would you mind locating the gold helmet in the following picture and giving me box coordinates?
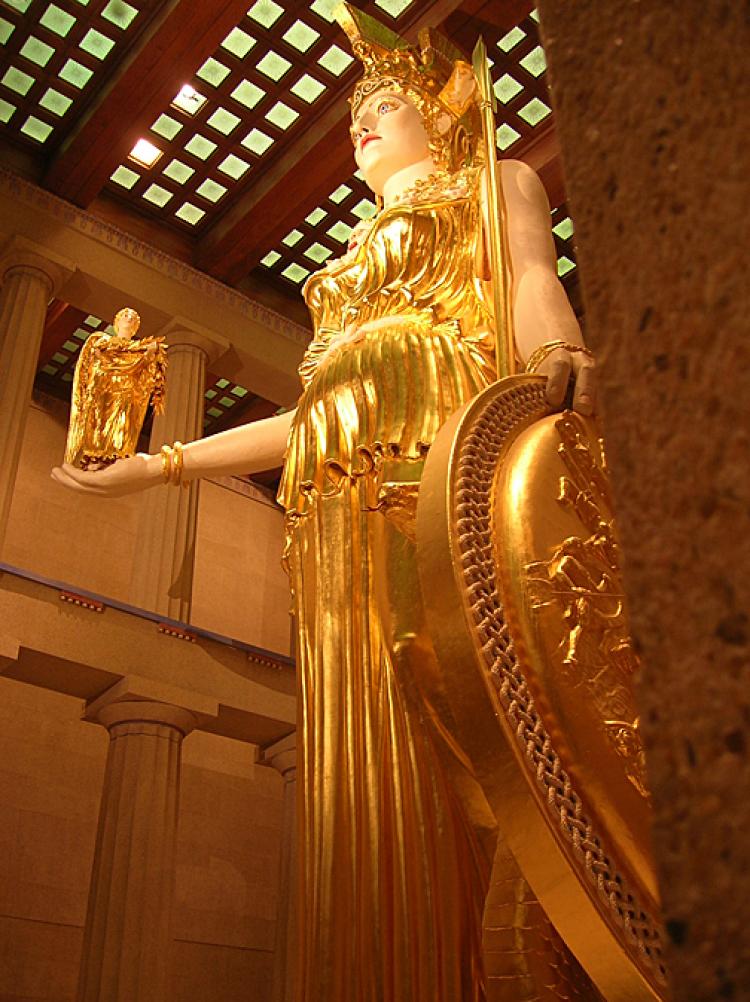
[335,3,482,170]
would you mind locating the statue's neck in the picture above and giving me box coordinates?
[382,156,440,207]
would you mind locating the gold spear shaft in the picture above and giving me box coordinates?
[472,37,516,379]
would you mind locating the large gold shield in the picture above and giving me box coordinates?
[416,375,668,1001]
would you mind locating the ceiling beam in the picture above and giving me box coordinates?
[43,0,252,207]
[196,0,470,285]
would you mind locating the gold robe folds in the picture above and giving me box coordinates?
[279,168,559,1000]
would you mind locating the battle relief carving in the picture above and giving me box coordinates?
[525,412,649,800]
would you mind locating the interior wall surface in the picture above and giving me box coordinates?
[3,393,291,656]
[0,677,284,1002]
[537,3,750,999]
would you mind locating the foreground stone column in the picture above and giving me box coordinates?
[538,4,750,999]
[129,319,227,621]
[0,237,73,552]
[78,676,217,1002]
[263,732,297,1002]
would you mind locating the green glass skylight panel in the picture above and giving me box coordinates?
[142,183,173,207]
[248,0,284,28]
[530,9,540,22]
[59,58,94,89]
[306,207,327,226]
[41,364,58,376]
[0,99,16,124]
[352,198,377,220]
[494,74,523,104]
[172,85,206,116]
[265,101,298,130]
[231,80,265,110]
[196,178,227,203]
[163,158,193,183]
[241,128,273,155]
[553,216,574,240]
[52,351,68,364]
[520,45,547,78]
[184,134,217,160]
[327,220,352,243]
[196,57,231,88]
[256,51,291,82]
[175,202,205,225]
[216,378,229,389]
[40,4,75,37]
[5,0,31,12]
[130,137,162,166]
[282,229,304,247]
[39,87,73,116]
[0,18,14,45]
[374,0,413,15]
[79,28,115,60]
[318,44,353,75]
[304,242,332,263]
[218,153,250,179]
[206,406,222,419]
[20,36,55,68]
[21,115,53,143]
[284,20,320,52]
[496,123,520,150]
[62,372,73,383]
[518,97,550,126]
[151,113,182,140]
[310,0,336,20]
[62,340,79,352]
[101,0,138,29]
[282,263,310,283]
[557,256,575,277]
[84,316,100,327]
[219,395,236,408]
[261,250,281,267]
[291,73,326,103]
[205,388,217,399]
[2,67,34,97]
[110,165,140,188]
[221,27,255,59]
[498,26,525,52]
[207,107,241,136]
[329,183,351,204]
[231,385,248,398]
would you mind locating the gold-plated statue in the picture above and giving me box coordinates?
[65,308,166,470]
[53,5,664,1001]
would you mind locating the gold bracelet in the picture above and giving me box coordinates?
[160,445,173,484]
[524,340,594,374]
[172,441,184,486]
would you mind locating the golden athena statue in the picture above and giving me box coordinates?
[55,6,666,1001]
[65,307,166,470]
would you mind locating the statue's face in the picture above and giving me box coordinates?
[351,90,431,195]
[114,308,140,338]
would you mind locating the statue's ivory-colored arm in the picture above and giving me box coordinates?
[482,160,586,365]
[52,408,295,496]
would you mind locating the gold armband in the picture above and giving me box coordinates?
[172,441,184,487]
[160,444,173,484]
[524,340,594,374]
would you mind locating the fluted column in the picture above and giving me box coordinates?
[129,319,227,621]
[263,732,297,1002]
[0,237,73,552]
[78,693,198,1002]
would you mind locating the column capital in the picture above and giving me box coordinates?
[83,673,219,735]
[156,315,229,367]
[262,731,297,778]
[0,234,75,297]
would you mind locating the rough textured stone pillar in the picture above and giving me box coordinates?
[0,237,73,553]
[537,4,750,999]
[78,677,217,1002]
[263,732,297,1002]
[129,319,227,622]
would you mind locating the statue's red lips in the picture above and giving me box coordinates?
[360,134,381,151]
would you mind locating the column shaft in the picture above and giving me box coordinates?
[264,734,297,1002]
[129,342,206,621]
[78,701,195,1002]
[0,266,53,551]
